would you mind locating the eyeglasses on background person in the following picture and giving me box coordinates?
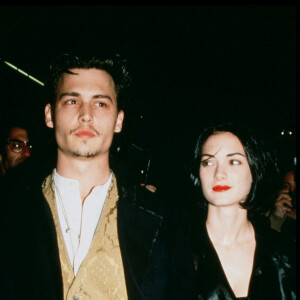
[6,138,33,153]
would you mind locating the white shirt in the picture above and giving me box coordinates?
[53,169,112,275]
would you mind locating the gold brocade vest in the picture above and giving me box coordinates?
[42,173,128,300]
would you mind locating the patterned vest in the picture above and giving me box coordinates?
[42,173,128,300]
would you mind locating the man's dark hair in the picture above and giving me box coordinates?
[45,51,132,111]
[188,122,280,219]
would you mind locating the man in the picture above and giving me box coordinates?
[0,123,32,176]
[2,52,170,300]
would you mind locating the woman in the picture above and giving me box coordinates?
[171,122,296,299]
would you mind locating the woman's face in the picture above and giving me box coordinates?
[199,132,253,208]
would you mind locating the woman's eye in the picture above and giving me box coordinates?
[231,159,241,165]
[201,160,213,167]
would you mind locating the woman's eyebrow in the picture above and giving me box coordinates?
[227,152,245,157]
[201,154,214,159]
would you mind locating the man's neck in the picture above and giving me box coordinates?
[56,153,111,202]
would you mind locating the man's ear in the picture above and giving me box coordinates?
[45,104,54,128]
[114,110,124,133]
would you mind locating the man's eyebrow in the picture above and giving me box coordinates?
[93,94,113,102]
[58,92,79,100]
[58,92,113,103]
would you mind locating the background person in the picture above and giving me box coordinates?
[269,168,296,223]
[0,121,32,176]
[268,167,296,247]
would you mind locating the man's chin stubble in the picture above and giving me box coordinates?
[71,151,99,158]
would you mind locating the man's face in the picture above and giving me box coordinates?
[45,68,124,160]
[4,127,32,170]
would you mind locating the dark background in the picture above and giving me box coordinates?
[0,5,296,187]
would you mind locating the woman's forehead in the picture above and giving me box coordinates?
[202,132,244,154]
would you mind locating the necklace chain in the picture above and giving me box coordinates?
[54,181,82,267]
[54,182,71,233]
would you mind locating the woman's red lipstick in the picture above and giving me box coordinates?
[212,185,232,192]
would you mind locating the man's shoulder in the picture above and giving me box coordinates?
[115,173,166,215]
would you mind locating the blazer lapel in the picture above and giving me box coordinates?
[117,183,163,297]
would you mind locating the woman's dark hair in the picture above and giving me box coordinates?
[188,122,280,219]
[44,51,132,111]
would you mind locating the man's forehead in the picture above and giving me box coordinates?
[9,127,29,140]
[57,68,116,91]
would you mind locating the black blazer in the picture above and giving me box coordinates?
[1,163,171,300]
[170,208,296,300]
[193,220,296,299]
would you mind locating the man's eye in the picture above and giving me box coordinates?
[96,102,107,107]
[66,99,77,104]
[12,142,21,148]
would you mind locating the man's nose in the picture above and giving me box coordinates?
[79,103,93,122]
[21,146,32,157]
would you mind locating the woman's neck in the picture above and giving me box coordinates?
[206,205,253,246]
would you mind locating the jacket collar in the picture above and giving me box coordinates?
[116,177,164,297]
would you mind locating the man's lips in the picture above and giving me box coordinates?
[212,185,232,192]
[74,129,96,138]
